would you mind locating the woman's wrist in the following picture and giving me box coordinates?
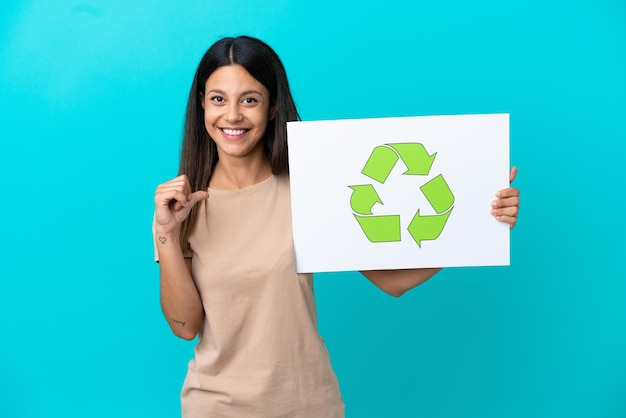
[155,227,182,247]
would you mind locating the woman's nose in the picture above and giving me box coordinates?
[225,103,243,122]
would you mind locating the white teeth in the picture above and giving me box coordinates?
[222,128,246,135]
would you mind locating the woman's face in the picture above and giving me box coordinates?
[201,64,273,164]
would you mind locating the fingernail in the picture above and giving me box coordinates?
[491,209,497,216]
[491,200,497,208]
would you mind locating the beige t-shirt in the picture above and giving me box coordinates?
[158,174,344,417]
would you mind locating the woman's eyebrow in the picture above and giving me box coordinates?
[240,89,264,97]
[206,88,265,97]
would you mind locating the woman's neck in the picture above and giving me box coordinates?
[209,157,273,190]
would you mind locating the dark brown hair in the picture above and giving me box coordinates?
[178,36,300,247]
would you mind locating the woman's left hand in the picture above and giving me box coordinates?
[491,166,520,229]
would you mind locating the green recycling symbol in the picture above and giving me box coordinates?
[348,143,454,247]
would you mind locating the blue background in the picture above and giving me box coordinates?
[1,1,625,417]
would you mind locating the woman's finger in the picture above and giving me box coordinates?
[491,205,519,218]
[491,196,520,209]
[155,189,189,208]
[509,166,518,184]
[495,214,517,229]
[496,187,520,199]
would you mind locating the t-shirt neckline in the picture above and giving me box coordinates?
[207,174,276,196]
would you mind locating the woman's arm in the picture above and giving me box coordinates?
[360,268,442,297]
[362,167,520,297]
[154,175,209,340]
[156,233,205,340]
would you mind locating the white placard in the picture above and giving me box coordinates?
[287,113,510,273]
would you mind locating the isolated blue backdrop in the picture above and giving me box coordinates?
[1,1,625,417]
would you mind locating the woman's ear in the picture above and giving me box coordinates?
[200,92,205,110]
[269,105,277,120]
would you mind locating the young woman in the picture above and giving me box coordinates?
[153,36,520,417]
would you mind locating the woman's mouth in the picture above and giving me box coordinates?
[221,128,249,136]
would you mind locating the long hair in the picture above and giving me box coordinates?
[178,36,300,247]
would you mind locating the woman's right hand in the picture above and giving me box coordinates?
[154,175,209,235]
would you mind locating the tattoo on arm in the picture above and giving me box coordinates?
[171,318,186,326]
[158,236,167,244]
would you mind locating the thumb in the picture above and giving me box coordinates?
[509,166,518,184]
[187,190,210,206]
[172,190,209,220]
[172,191,209,212]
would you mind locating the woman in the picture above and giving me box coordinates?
[154,36,520,417]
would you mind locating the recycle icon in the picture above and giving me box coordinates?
[348,143,455,247]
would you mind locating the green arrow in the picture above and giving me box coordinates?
[354,214,401,242]
[407,208,453,247]
[361,146,399,184]
[420,174,455,214]
[388,143,436,176]
[349,184,383,215]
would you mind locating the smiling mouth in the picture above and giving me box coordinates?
[221,128,249,136]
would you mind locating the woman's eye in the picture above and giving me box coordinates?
[242,97,257,104]
[210,96,224,103]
